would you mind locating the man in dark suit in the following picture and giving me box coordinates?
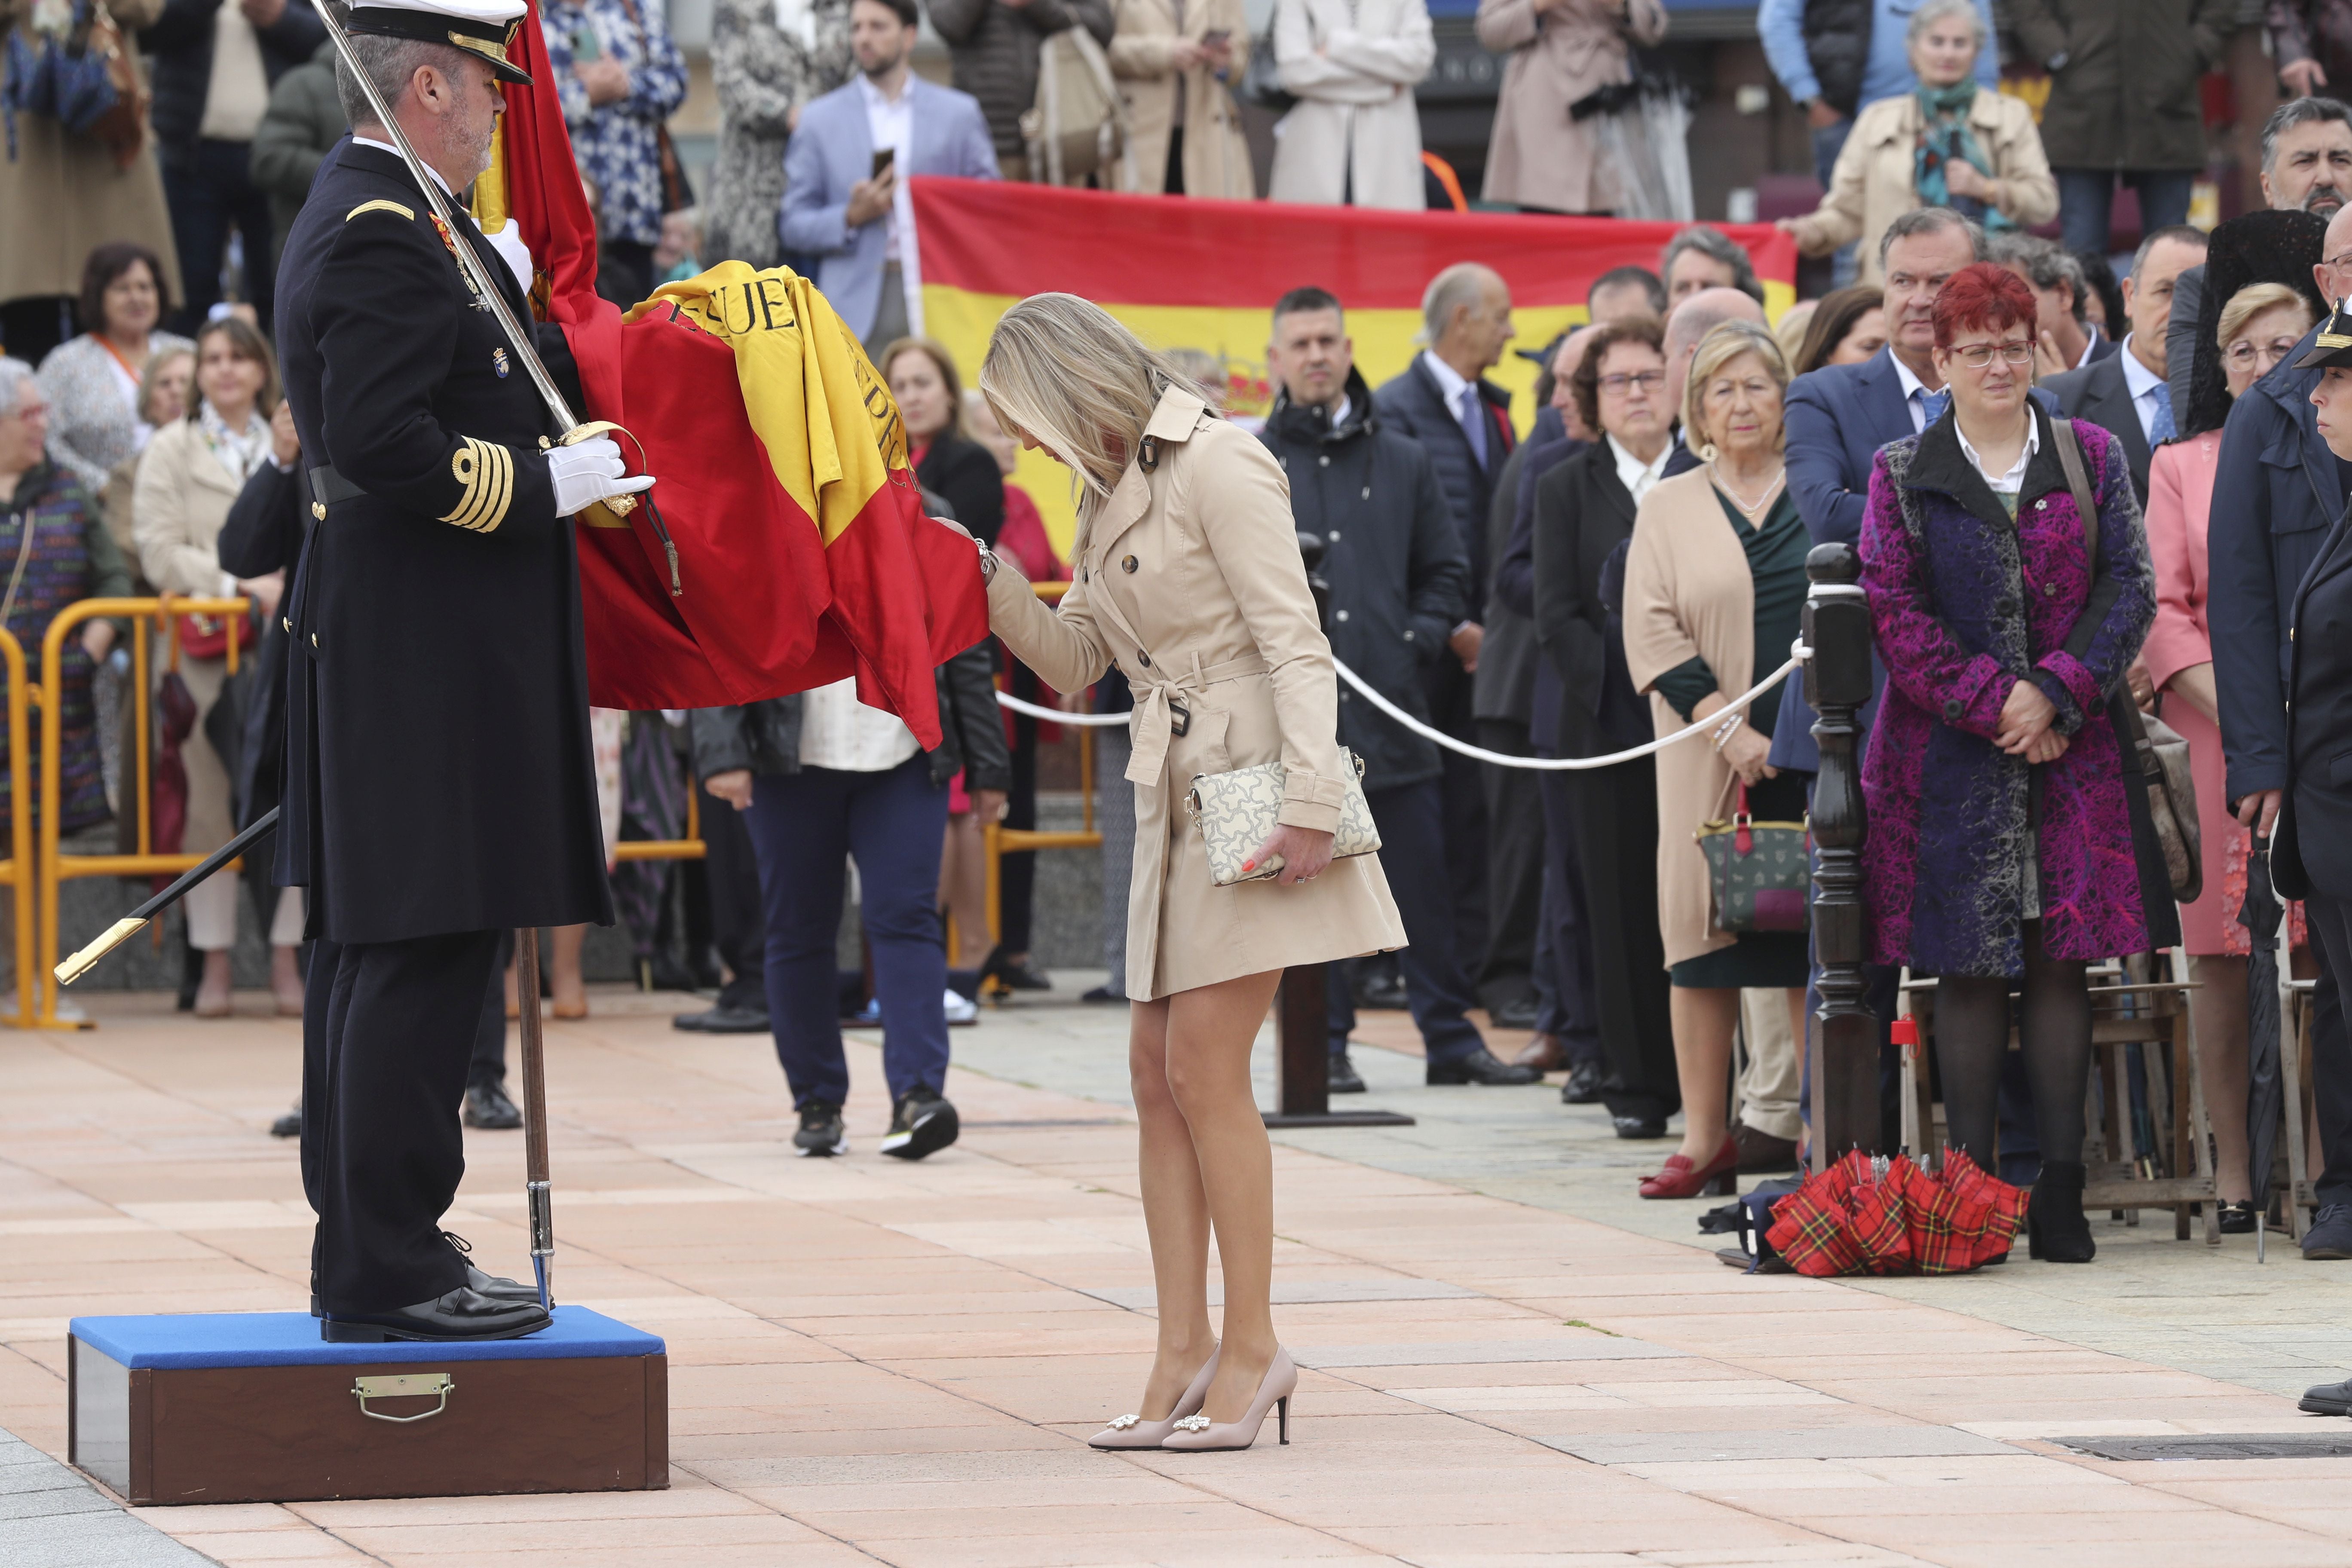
[276,0,646,1340]
[1376,263,1518,987]
[1988,230,2117,375]
[1264,288,1536,1088]
[2213,205,2352,1259]
[2043,225,2207,502]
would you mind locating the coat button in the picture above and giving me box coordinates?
[1943,699,1961,719]
[1319,454,1330,466]
[2035,498,2047,511]
[1122,555,1137,573]
[2045,582,2059,596]
[1403,628,1414,640]
[282,617,291,632]
[1335,609,1350,622]
[1329,528,1341,540]
[311,633,319,647]
[1360,488,1370,500]
[1137,650,1152,667]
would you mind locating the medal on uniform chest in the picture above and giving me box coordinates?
[429,213,491,309]
[492,347,511,378]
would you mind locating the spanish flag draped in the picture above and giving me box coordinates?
[910,178,1800,554]
[471,6,986,739]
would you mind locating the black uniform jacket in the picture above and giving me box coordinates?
[1257,369,1467,792]
[274,139,612,944]
[1529,441,1654,760]
[2275,498,2352,903]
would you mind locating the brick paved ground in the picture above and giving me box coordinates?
[5,982,2352,1567]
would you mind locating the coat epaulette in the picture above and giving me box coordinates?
[345,198,415,223]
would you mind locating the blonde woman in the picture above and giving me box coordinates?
[1622,320,1811,1198]
[970,294,1403,1451]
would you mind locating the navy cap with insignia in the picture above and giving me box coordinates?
[2295,299,2352,371]
[347,0,535,85]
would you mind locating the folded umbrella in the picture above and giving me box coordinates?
[2243,835,2286,1256]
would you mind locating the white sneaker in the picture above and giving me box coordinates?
[944,988,978,1026]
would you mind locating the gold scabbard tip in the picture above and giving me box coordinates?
[55,916,147,986]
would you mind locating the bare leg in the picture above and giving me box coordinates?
[939,812,992,969]
[1126,995,1216,1420]
[1164,968,1286,1424]
[270,944,305,1014]
[1669,985,1740,1162]
[551,924,587,1014]
[195,948,233,1016]
[2188,953,2252,1204]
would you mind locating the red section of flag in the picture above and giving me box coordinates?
[908,178,1800,310]
[503,0,622,414]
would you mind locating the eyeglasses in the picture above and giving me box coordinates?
[1597,371,1666,396]
[2225,337,2303,372]
[1950,341,2035,368]
[2323,250,2352,272]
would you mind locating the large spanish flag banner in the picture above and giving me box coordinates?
[911,178,1799,554]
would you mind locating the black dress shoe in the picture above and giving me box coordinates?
[1560,1060,1605,1104]
[442,1231,542,1305]
[322,1285,551,1343]
[1425,1048,1540,1086]
[1081,984,1127,1004]
[462,1080,523,1130]
[269,1102,302,1139]
[2301,1378,2352,1416]
[1328,1051,1366,1094]
[2217,1200,2257,1235]
[1355,971,1410,1011]
[981,946,1053,992]
[1489,995,1540,1031]
[2026,1159,2096,1262]
[1613,1115,1670,1139]
[672,1004,771,1034]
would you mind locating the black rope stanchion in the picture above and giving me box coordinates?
[1264,532,1413,1130]
[1804,542,1882,1170]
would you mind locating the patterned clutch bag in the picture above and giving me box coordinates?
[1185,750,1381,886]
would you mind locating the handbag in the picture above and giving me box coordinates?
[1185,748,1380,885]
[1237,15,1295,114]
[162,595,257,662]
[1695,778,1810,934]
[1020,24,1126,185]
[2049,417,2202,904]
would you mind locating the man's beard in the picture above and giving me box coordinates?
[2307,184,2346,217]
[861,47,903,78]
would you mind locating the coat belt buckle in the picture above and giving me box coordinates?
[1167,698,1190,738]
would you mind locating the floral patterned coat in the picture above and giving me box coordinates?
[1858,407,2157,978]
[705,0,854,268]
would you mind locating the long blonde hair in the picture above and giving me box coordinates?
[977,293,1210,502]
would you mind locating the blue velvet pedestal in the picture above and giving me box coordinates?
[67,1307,668,1505]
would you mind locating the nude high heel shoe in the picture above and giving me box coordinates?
[1087,1345,1219,1450]
[1160,1347,1296,1451]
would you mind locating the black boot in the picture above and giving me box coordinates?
[2027,1159,2096,1263]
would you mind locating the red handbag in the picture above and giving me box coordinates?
[174,608,255,660]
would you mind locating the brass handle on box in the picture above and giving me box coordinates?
[352,1372,453,1423]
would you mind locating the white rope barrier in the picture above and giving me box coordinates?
[993,642,1812,769]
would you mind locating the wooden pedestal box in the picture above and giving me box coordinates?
[67,1307,668,1505]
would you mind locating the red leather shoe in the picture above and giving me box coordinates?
[1639,1135,1740,1199]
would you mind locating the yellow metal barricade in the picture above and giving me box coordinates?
[0,629,35,1027]
[979,580,1106,963]
[34,599,251,1028]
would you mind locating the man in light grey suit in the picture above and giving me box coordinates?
[782,0,999,353]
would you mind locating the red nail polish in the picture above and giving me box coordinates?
[1241,859,1255,872]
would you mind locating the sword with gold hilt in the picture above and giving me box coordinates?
[315,0,678,597]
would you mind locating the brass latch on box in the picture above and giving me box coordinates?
[351,1372,453,1423]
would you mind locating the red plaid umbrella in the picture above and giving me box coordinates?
[1766,1151,2025,1277]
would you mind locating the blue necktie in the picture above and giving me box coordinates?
[1918,387,1951,429]
[2149,381,2177,446]
[1458,385,1488,468]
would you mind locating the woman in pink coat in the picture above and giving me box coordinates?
[2144,280,2314,1232]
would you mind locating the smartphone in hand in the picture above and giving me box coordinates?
[871,147,897,181]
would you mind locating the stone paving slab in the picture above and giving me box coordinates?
[3,983,2352,1567]
[0,1430,217,1566]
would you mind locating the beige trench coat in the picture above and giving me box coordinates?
[1475,0,1665,213]
[1784,88,2058,287]
[1108,0,1256,199]
[1268,0,1433,210]
[986,387,1405,1000]
[1620,468,1753,972]
[0,0,182,307]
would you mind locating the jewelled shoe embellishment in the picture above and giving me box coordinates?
[1106,1413,1139,1431]
[1172,1415,1211,1432]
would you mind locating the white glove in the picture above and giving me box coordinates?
[546,435,655,516]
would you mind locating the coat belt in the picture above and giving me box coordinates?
[309,466,368,507]
[1124,651,1268,787]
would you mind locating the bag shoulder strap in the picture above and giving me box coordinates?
[2050,414,2154,771]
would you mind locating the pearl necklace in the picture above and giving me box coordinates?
[1710,462,1785,519]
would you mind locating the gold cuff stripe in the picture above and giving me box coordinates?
[345,199,416,223]
[441,438,513,533]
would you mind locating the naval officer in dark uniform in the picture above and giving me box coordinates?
[2281,309,2352,1417]
[275,0,650,1342]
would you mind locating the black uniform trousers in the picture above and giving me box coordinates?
[302,929,504,1314]
[1475,717,1546,1015]
[1327,778,1485,1063]
[1557,758,1677,1121]
[2299,893,2352,1209]
[700,793,770,1014]
[1422,656,1491,976]
[468,930,511,1088]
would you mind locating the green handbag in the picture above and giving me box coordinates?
[1696,781,1810,934]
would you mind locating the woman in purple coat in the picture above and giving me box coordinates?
[1857,263,2161,1264]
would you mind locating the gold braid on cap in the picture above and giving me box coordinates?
[444,21,519,70]
[443,438,513,533]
